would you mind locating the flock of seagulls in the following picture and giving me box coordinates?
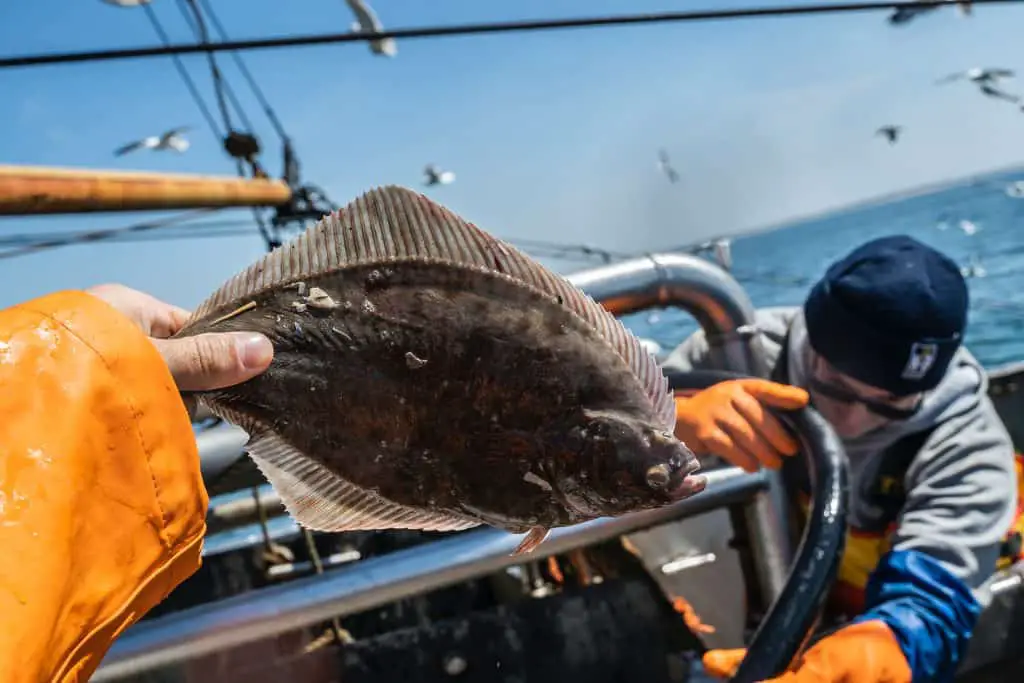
[111,122,458,190]
[102,0,458,187]
[346,0,456,188]
[111,123,458,190]
[100,0,1012,197]
[876,66,1022,146]
[876,4,1021,145]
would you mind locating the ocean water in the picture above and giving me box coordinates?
[617,166,1024,371]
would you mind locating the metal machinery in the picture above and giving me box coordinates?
[85,252,1024,683]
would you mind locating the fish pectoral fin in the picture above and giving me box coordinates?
[511,525,551,556]
[245,431,480,534]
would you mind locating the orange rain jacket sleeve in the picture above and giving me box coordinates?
[0,290,209,682]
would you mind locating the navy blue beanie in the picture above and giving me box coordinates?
[803,235,968,396]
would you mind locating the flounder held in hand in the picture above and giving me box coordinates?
[175,185,704,554]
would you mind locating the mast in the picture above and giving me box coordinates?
[0,164,292,216]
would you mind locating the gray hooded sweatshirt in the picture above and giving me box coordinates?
[662,305,1019,610]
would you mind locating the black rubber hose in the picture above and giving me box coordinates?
[664,368,850,683]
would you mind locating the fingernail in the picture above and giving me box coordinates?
[238,333,273,369]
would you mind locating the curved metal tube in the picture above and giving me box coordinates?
[566,253,767,376]
[665,369,850,683]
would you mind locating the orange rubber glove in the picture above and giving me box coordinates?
[673,379,809,472]
[701,620,912,683]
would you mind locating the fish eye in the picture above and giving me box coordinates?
[645,463,671,489]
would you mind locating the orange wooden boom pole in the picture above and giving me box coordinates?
[0,164,293,216]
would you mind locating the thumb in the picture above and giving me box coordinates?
[153,331,274,392]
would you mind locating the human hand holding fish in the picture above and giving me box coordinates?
[85,283,275,393]
[170,186,708,556]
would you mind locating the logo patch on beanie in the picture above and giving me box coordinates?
[902,342,938,381]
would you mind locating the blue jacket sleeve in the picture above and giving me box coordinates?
[853,549,980,683]
[853,383,1018,683]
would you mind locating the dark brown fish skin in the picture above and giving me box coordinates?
[179,260,699,534]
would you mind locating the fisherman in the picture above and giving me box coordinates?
[664,235,1023,683]
[0,283,273,682]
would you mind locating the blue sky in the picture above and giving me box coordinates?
[2,0,1024,311]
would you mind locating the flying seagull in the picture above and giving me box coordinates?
[114,126,191,156]
[888,0,972,25]
[423,164,456,186]
[657,149,680,183]
[344,0,397,57]
[937,67,1014,86]
[937,67,1019,103]
[876,125,902,144]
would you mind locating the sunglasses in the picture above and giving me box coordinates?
[807,376,922,421]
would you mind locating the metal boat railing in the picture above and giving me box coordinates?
[94,251,825,681]
[92,466,768,680]
[567,253,765,375]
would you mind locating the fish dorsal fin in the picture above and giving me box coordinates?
[245,431,482,533]
[188,185,675,432]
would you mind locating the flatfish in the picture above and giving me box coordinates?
[176,185,704,554]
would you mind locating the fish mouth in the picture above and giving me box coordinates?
[678,450,701,477]
[644,440,705,501]
[667,473,708,500]
[665,440,704,499]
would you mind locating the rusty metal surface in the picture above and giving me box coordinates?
[0,164,291,215]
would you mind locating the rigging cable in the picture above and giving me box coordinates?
[173,0,279,247]
[141,1,275,246]
[0,216,628,266]
[0,220,259,248]
[0,208,224,261]
[140,2,222,143]
[174,0,254,136]
[170,0,338,249]
[194,0,290,143]
[1,1,1022,69]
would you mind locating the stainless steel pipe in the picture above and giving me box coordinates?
[91,466,765,681]
[566,253,766,376]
